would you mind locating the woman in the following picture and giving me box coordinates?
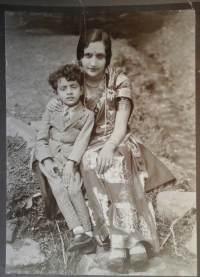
[46,29,175,272]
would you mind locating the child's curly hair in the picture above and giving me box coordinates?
[48,64,83,91]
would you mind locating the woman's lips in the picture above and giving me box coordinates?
[88,68,98,71]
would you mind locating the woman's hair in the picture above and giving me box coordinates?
[77,29,112,68]
[48,64,83,91]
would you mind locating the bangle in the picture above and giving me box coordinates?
[105,140,117,148]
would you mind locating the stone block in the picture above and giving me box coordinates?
[7,117,37,148]
[156,191,196,218]
[95,251,110,267]
[87,268,111,275]
[6,220,17,242]
[30,121,42,132]
[76,254,97,275]
[6,238,45,269]
[185,221,197,255]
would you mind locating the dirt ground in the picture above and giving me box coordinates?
[6,10,196,275]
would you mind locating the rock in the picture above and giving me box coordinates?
[7,117,37,148]
[149,256,165,267]
[95,250,110,267]
[185,221,197,255]
[178,270,195,276]
[86,268,111,275]
[148,257,167,274]
[6,238,45,269]
[156,191,196,218]
[76,254,97,275]
[31,121,42,132]
[6,220,17,242]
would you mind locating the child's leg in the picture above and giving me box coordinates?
[39,162,81,231]
[68,170,92,234]
[33,160,58,219]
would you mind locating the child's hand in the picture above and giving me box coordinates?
[46,98,62,112]
[63,160,75,186]
[43,158,56,177]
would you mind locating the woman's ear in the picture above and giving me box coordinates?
[78,60,82,67]
[80,86,83,95]
[53,90,58,95]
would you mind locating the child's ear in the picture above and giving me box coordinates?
[53,90,58,95]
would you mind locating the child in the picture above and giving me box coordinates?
[35,64,94,251]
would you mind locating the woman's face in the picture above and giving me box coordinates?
[81,41,106,80]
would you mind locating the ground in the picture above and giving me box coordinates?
[6,10,196,275]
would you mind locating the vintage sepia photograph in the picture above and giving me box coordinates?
[5,7,196,275]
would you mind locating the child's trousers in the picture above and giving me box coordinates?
[39,162,91,232]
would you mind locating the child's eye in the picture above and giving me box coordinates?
[72,85,77,89]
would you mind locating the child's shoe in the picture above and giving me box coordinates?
[67,233,93,252]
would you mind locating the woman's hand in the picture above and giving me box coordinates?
[63,160,75,186]
[96,108,131,174]
[96,143,115,174]
[43,158,56,176]
[46,98,62,112]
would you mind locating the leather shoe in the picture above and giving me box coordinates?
[67,234,93,252]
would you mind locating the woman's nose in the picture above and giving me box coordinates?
[90,56,97,66]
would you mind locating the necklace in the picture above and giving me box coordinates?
[83,73,106,108]
[85,74,105,88]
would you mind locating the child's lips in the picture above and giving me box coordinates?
[66,97,74,100]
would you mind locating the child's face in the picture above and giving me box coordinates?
[81,41,106,80]
[56,78,82,107]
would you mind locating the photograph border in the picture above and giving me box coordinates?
[1,1,199,276]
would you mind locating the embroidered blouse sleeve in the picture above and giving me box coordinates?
[115,74,133,101]
[117,97,132,111]
[115,73,134,112]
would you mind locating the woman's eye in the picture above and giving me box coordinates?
[97,54,105,59]
[84,53,92,58]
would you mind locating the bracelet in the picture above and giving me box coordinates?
[105,140,117,148]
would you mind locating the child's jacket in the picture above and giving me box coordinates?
[35,102,94,164]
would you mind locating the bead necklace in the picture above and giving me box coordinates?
[85,73,105,88]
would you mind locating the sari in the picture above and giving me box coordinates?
[80,67,175,254]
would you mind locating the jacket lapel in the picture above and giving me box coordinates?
[63,102,85,130]
[51,110,65,130]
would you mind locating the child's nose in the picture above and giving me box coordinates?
[66,88,73,94]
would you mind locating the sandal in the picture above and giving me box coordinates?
[107,257,124,273]
[130,259,149,272]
